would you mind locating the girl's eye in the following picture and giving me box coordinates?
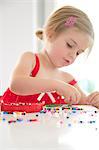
[76,52,80,56]
[66,43,73,48]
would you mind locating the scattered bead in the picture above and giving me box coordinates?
[16,118,23,122]
[94,111,98,113]
[28,119,38,122]
[8,120,16,124]
[72,110,76,113]
[21,112,26,115]
[60,120,63,124]
[68,123,71,127]
[66,116,69,119]
[0,104,98,131]
[79,121,83,123]
[2,118,6,121]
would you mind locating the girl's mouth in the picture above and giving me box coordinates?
[63,58,70,64]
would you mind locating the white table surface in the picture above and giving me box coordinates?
[0,104,99,150]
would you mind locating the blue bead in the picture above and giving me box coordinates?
[3,111,8,114]
[2,118,6,121]
[68,123,71,127]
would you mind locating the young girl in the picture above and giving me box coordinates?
[0,5,99,112]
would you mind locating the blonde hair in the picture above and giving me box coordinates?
[35,5,94,51]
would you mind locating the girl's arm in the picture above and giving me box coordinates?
[73,84,88,104]
[10,76,60,95]
[61,71,88,104]
[9,51,60,95]
[60,71,99,108]
[65,73,99,108]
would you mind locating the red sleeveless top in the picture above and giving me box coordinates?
[0,54,77,112]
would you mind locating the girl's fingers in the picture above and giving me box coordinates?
[69,96,73,104]
[91,95,99,105]
[92,101,99,109]
[65,97,71,103]
[64,92,81,104]
[70,94,80,104]
[75,93,81,104]
[64,95,73,104]
[68,94,77,104]
[87,94,99,109]
[41,101,45,105]
[87,92,99,104]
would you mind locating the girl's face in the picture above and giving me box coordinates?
[45,27,91,68]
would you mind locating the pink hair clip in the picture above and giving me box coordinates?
[65,16,77,27]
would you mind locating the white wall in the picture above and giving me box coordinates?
[0,0,33,95]
[33,0,55,51]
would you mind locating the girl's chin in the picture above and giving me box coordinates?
[54,61,72,68]
[56,64,70,68]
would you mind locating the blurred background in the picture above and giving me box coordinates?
[0,0,98,95]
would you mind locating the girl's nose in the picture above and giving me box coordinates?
[68,52,76,63]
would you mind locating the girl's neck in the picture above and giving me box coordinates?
[38,49,57,71]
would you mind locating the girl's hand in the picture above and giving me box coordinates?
[87,91,99,109]
[56,82,81,104]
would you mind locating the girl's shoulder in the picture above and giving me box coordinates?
[18,51,37,66]
[59,70,75,83]
[12,51,38,77]
[20,51,35,60]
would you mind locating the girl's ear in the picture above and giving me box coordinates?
[48,31,56,42]
[44,30,56,42]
